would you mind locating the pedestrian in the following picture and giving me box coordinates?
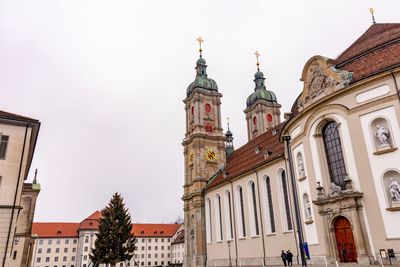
[341,247,348,262]
[281,250,287,267]
[286,250,293,266]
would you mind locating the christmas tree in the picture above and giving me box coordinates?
[90,193,136,267]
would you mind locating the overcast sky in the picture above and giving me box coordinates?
[0,1,398,223]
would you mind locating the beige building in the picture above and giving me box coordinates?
[182,23,400,266]
[31,211,183,267]
[0,110,41,267]
[171,228,184,266]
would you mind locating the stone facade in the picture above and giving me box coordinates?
[183,23,400,266]
[182,56,226,267]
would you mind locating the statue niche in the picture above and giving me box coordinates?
[383,170,400,210]
[297,152,306,179]
[370,117,396,154]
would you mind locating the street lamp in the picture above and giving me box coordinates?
[227,241,232,267]
[282,135,307,267]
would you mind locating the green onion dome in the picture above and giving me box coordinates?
[246,71,277,107]
[187,57,218,96]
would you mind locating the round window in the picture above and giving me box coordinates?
[267,114,273,122]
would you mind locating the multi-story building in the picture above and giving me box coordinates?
[0,110,41,267]
[31,211,183,267]
[182,22,400,266]
[171,229,184,266]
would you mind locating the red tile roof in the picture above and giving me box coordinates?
[33,211,182,238]
[335,23,400,82]
[79,211,101,230]
[133,224,181,237]
[206,123,285,190]
[290,23,400,116]
[32,223,80,238]
[171,230,184,245]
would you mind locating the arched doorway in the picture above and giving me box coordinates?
[334,216,357,262]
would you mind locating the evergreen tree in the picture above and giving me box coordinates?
[90,193,136,267]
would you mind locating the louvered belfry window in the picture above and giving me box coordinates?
[323,121,347,189]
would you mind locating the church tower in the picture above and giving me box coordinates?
[182,38,226,267]
[244,51,281,140]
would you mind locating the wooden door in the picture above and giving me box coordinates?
[334,216,357,263]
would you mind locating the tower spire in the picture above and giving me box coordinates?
[225,117,234,157]
[255,50,261,71]
[197,36,204,58]
[369,8,376,24]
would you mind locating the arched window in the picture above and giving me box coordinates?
[237,186,246,238]
[323,121,347,189]
[280,170,293,231]
[205,198,212,243]
[303,193,312,221]
[225,190,234,240]
[215,194,223,241]
[205,103,211,113]
[264,176,276,233]
[253,116,257,125]
[249,181,260,236]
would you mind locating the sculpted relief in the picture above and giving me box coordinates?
[298,56,353,111]
[375,125,390,147]
[389,178,400,203]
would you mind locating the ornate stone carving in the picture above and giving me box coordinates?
[329,182,343,197]
[298,56,353,111]
[389,178,400,203]
[375,125,390,147]
[297,153,306,177]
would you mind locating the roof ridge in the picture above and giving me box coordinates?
[335,23,400,64]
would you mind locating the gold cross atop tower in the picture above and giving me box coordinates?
[255,51,260,71]
[369,8,376,24]
[197,36,204,57]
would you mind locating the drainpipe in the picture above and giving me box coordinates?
[2,122,29,267]
[229,181,238,266]
[253,170,267,265]
[283,135,307,267]
[284,155,300,264]
[390,69,400,104]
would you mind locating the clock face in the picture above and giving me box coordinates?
[205,147,217,161]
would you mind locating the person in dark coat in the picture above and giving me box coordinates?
[286,250,293,266]
[281,250,287,267]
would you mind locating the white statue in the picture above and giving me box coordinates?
[375,124,390,147]
[304,198,312,219]
[297,154,306,177]
[329,182,342,197]
[389,178,400,203]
